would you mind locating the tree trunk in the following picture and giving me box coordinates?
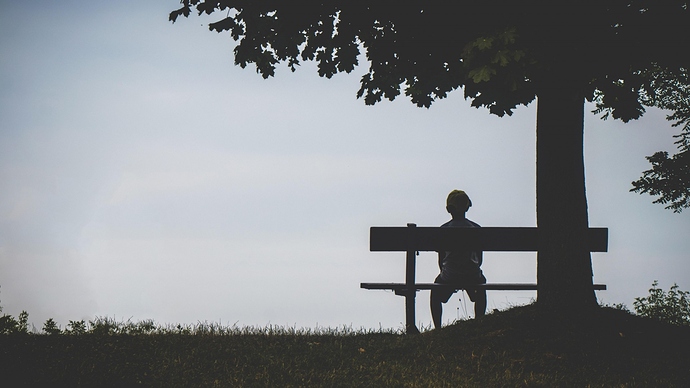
[536,80,597,311]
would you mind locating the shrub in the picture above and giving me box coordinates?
[0,314,20,334]
[65,320,87,335]
[633,280,690,326]
[42,318,61,335]
[0,310,30,334]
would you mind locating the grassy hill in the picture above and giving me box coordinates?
[1,304,689,387]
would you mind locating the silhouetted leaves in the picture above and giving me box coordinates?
[0,310,29,335]
[42,319,61,335]
[169,2,689,177]
[634,281,690,325]
[170,2,688,118]
[632,150,690,212]
[627,66,690,211]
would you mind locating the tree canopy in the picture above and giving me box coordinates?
[170,1,690,211]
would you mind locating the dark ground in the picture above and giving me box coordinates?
[1,304,689,387]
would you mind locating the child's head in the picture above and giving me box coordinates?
[446,189,472,216]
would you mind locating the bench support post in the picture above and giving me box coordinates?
[405,223,419,334]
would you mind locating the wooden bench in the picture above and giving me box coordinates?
[361,223,609,333]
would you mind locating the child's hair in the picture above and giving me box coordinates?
[446,189,472,213]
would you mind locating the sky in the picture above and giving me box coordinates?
[1,1,689,331]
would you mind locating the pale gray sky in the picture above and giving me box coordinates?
[1,1,688,330]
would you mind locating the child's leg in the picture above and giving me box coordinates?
[474,290,487,317]
[430,290,444,329]
[466,289,487,318]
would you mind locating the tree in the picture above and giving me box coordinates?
[170,1,690,310]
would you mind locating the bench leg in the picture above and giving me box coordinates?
[405,246,419,334]
[405,290,419,334]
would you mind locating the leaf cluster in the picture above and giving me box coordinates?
[631,150,690,212]
[628,67,690,211]
[633,280,690,326]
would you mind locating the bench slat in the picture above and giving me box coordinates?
[360,282,607,291]
[370,227,608,252]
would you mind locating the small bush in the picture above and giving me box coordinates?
[0,314,20,334]
[634,280,690,326]
[1,310,30,335]
[17,311,30,333]
[65,320,87,335]
[42,318,61,335]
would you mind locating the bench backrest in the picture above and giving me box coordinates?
[370,226,608,252]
